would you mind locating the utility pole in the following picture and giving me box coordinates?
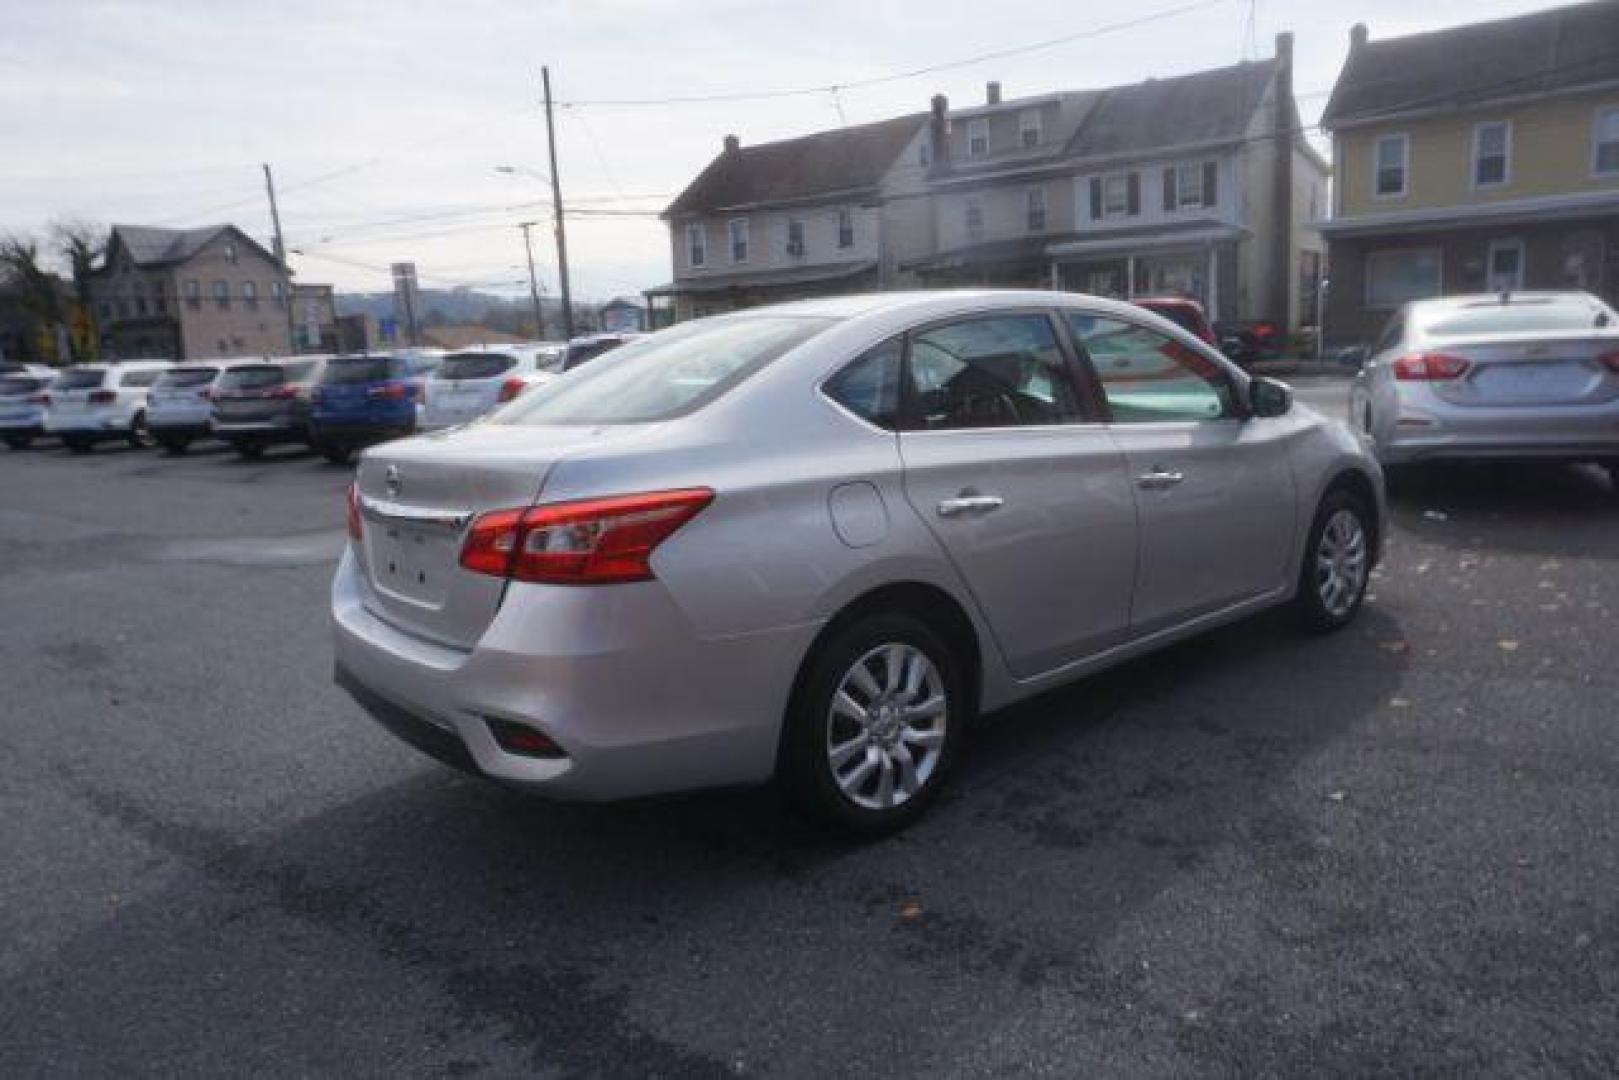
[542,67,574,341]
[263,163,298,354]
[518,221,546,339]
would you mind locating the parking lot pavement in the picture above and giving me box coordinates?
[3,437,1618,1075]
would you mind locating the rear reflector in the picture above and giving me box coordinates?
[459,488,715,585]
[1599,351,1619,374]
[486,718,567,759]
[1393,353,1471,381]
[367,382,410,401]
[497,376,528,403]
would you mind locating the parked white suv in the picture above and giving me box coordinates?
[45,361,172,453]
[148,359,243,454]
[419,345,562,430]
[0,364,59,450]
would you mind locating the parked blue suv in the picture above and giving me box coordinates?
[307,351,442,464]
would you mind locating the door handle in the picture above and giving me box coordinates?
[1135,468,1185,491]
[936,494,1005,517]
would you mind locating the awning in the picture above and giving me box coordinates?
[1317,190,1619,238]
[1046,224,1246,261]
[665,260,876,295]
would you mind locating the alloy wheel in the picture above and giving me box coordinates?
[1315,508,1368,618]
[825,642,947,811]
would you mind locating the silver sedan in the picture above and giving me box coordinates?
[1350,291,1619,484]
[332,290,1383,834]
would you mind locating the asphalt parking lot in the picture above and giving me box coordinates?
[4,382,1618,1076]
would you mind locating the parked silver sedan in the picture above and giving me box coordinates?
[333,291,1383,834]
[1350,291,1619,483]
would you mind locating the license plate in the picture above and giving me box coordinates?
[372,525,450,605]
[1476,363,1588,400]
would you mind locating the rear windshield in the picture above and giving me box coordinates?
[562,339,623,370]
[0,376,48,396]
[55,369,107,390]
[217,365,285,391]
[492,316,832,426]
[438,353,514,380]
[322,356,400,384]
[117,370,164,388]
[1139,303,1205,338]
[1422,299,1615,337]
[156,367,218,389]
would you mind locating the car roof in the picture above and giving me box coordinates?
[1409,291,1603,312]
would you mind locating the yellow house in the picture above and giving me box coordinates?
[1318,1,1619,346]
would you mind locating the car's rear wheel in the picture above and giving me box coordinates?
[3,434,31,450]
[320,444,352,465]
[158,435,190,455]
[780,612,965,836]
[235,441,265,461]
[64,436,93,455]
[1294,489,1372,632]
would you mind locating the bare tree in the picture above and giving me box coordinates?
[51,219,103,309]
[0,233,67,326]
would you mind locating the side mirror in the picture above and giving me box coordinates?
[1249,376,1292,418]
[1336,344,1369,369]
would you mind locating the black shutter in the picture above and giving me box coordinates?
[1126,172,1140,216]
[1089,177,1102,220]
[1203,161,1218,208]
[1163,168,1176,212]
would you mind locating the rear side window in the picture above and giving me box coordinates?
[322,357,399,384]
[1068,314,1235,422]
[439,353,515,380]
[118,370,163,388]
[281,360,318,382]
[55,369,107,390]
[0,376,47,396]
[494,316,832,426]
[156,367,218,389]
[217,366,285,391]
[906,315,1080,429]
[824,339,903,429]
[562,340,619,370]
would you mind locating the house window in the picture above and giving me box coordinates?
[271,281,286,307]
[837,208,854,249]
[1177,164,1204,207]
[967,118,989,158]
[242,281,258,308]
[213,280,230,309]
[1019,110,1042,149]
[1487,239,1525,292]
[224,242,238,264]
[1473,121,1511,188]
[728,218,749,263]
[1103,174,1130,216]
[965,196,984,240]
[1593,107,1619,175]
[1026,188,1046,232]
[1374,133,1409,197]
[786,219,805,257]
[1365,248,1441,309]
[97,301,110,319]
[687,223,706,267]
[919,141,931,167]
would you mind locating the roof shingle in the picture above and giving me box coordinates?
[1069,60,1279,158]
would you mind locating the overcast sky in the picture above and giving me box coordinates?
[0,0,1567,302]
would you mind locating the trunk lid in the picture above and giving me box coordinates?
[1426,331,1619,408]
[353,423,644,649]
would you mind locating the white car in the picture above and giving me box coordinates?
[147,359,249,454]
[419,346,561,430]
[45,360,172,453]
[0,364,59,450]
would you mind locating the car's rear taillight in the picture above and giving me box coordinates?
[88,390,115,404]
[1393,353,1471,381]
[346,482,363,541]
[368,381,410,401]
[30,392,50,405]
[497,376,528,403]
[1598,350,1619,374]
[1253,322,1277,339]
[458,488,714,585]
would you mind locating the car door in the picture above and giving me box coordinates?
[1065,311,1297,635]
[896,311,1138,679]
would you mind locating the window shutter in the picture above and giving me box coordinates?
[1162,168,1176,212]
[1203,161,1218,208]
[1126,172,1140,216]
[1089,178,1102,220]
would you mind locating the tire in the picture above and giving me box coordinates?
[321,444,352,465]
[1294,489,1373,633]
[779,611,967,837]
[235,441,265,461]
[64,436,93,455]
[3,434,30,450]
[157,436,189,455]
[1603,461,1619,495]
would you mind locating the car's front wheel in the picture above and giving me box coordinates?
[1294,489,1373,632]
[781,612,965,836]
[3,434,31,450]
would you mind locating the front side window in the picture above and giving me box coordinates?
[1067,314,1234,423]
[728,218,749,263]
[965,196,984,240]
[1474,121,1510,187]
[1375,133,1409,197]
[967,118,989,157]
[687,222,706,267]
[1026,187,1046,232]
[493,315,832,426]
[1019,110,1042,149]
[1594,107,1619,175]
[1366,248,1442,309]
[906,315,1080,430]
[823,338,903,429]
[837,208,854,249]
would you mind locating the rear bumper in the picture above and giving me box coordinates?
[148,420,211,439]
[1383,410,1619,464]
[45,412,129,435]
[329,548,817,801]
[212,419,305,442]
[309,420,414,446]
[0,412,44,434]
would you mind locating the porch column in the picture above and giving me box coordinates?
[1206,246,1219,319]
[1049,261,1060,290]
[1126,255,1135,299]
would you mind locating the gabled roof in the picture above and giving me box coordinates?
[102,224,280,271]
[664,113,926,217]
[1322,0,1619,128]
[1068,59,1279,159]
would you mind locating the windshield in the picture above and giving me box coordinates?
[217,366,285,391]
[438,353,515,380]
[491,316,833,426]
[55,369,107,390]
[322,357,400,384]
[1422,299,1615,337]
[156,367,218,389]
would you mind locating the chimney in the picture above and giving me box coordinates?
[986,81,1002,106]
[929,94,950,173]
[1350,23,1368,50]
[1274,31,1293,67]
[723,134,740,154]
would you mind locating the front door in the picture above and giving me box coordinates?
[896,312,1138,679]
[1065,312,1297,634]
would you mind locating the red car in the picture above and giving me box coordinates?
[1132,297,1218,348]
